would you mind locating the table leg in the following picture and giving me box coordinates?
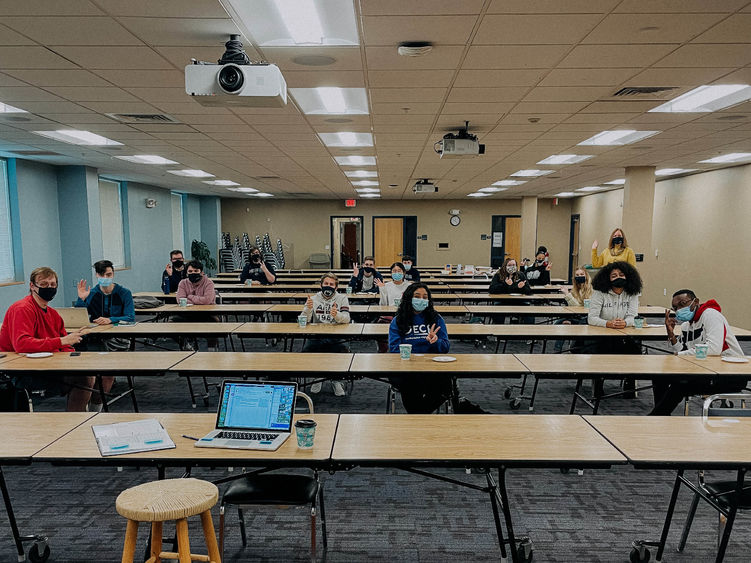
[484,471,508,561]
[497,467,520,563]
[0,466,25,560]
[715,468,747,563]
[655,469,684,562]
[96,374,109,412]
[569,376,583,414]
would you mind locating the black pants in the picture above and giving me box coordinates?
[649,377,748,416]
[593,336,641,398]
[389,374,453,414]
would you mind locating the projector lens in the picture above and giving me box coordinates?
[218,65,244,94]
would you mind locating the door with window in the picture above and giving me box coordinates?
[373,216,417,267]
[568,214,580,281]
[490,215,521,267]
[330,216,362,269]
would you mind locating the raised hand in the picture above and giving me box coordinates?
[165,262,173,276]
[591,240,598,250]
[545,262,552,271]
[77,279,90,300]
[374,278,385,288]
[505,278,513,286]
[330,303,338,318]
[352,262,359,277]
[517,281,526,289]
[426,323,441,344]
[305,295,314,309]
[665,309,677,335]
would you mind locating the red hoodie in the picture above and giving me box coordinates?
[693,300,728,352]
[0,294,73,353]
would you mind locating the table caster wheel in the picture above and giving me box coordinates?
[503,388,512,399]
[629,546,651,562]
[518,538,533,562]
[559,468,570,474]
[29,541,50,563]
[509,398,521,410]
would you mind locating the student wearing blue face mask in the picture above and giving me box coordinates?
[76,260,135,325]
[377,262,411,306]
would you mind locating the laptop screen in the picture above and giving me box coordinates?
[216,381,296,432]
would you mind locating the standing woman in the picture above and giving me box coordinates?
[591,228,636,268]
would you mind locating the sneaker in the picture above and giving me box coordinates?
[332,381,346,397]
[310,382,322,394]
[455,397,489,414]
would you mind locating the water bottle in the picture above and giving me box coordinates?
[162,274,170,295]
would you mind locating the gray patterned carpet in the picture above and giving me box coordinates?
[2,329,749,562]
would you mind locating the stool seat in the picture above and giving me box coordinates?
[116,478,219,522]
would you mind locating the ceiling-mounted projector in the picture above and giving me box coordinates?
[413,179,438,193]
[434,121,485,158]
[185,35,287,108]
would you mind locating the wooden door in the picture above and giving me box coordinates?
[374,217,403,267]
[504,217,521,263]
[568,214,580,281]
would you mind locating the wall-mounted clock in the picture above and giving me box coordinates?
[449,215,461,227]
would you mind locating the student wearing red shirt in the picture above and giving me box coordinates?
[0,266,94,411]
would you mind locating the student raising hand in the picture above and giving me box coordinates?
[305,295,314,309]
[374,278,385,288]
[426,323,441,344]
[545,261,552,271]
[505,277,514,286]
[77,279,91,300]
[352,262,359,278]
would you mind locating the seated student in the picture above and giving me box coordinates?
[554,266,593,352]
[388,284,486,414]
[161,249,186,293]
[521,246,552,286]
[176,260,219,350]
[0,267,92,411]
[401,255,421,283]
[588,261,642,397]
[348,256,383,293]
[239,245,276,285]
[302,273,351,396]
[377,262,411,306]
[489,258,532,295]
[649,289,746,416]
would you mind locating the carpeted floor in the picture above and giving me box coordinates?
[1,328,749,562]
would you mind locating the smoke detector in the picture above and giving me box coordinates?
[398,41,433,57]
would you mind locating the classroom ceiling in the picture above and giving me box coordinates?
[0,0,750,201]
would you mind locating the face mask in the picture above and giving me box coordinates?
[574,276,586,284]
[321,286,335,298]
[188,273,202,283]
[404,264,411,271]
[536,258,545,264]
[412,297,429,312]
[251,254,261,263]
[363,267,374,275]
[34,285,57,302]
[611,277,627,288]
[172,259,184,268]
[675,304,695,323]
[612,237,624,246]
[506,265,517,274]
[98,277,113,287]
[392,272,404,282]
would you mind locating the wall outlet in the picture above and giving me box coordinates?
[663,288,667,296]
[324,244,330,250]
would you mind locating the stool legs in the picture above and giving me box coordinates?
[150,521,163,563]
[122,520,139,563]
[200,509,222,563]
[175,518,191,563]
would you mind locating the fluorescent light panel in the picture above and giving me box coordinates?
[355,188,379,193]
[554,192,577,197]
[203,180,240,186]
[537,154,593,165]
[226,0,358,46]
[578,130,659,146]
[360,193,380,198]
[700,153,751,164]
[351,180,379,186]
[493,180,526,186]
[655,168,697,176]
[167,169,214,178]
[478,187,507,193]
[319,132,373,147]
[251,192,274,197]
[649,84,751,113]
[510,169,554,177]
[576,186,605,192]
[335,156,376,166]
[344,170,377,178]
[0,102,27,113]
[33,129,122,146]
[291,87,368,115]
[115,155,177,165]
[605,179,626,185]
[468,192,492,197]
[229,187,259,193]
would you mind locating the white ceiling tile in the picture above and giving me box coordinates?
[0,46,78,69]
[511,101,589,114]
[78,101,161,114]
[370,88,447,103]
[614,0,748,13]
[455,69,546,87]
[4,16,142,45]
[92,69,186,88]
[0,86,66,102]
[4,69,112,87]
[523,86,614,102]
[362,16,478,46]
[52,46,173,69]
[619,67,737,86]
[14,101,91,113]
[124,87,191,103]
[43,86,141,102]
[463,46,566,69]
[448,87,529,103]
[539,68,641,87]
[488,0,619,13]
[558,44,678,68]
[0,23,36,45]
[583,14,727,44]
[116,17,241,46]
[368,70,454,88]
[95,0,230,18]
[365,46,464,70]
[262,47,361,71]
[0,73,28,87]
[361,0,485,16]
[372,101,440,115]
[474,14,602,45]
[654,44,751,67]
[0,0,104,16]
[442,102,513,114]
[283,71,365,88]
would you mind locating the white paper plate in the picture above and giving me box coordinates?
[509,293,523,296]
[432,356,457,363]
[721,356,749,363]
[26,352,53,358]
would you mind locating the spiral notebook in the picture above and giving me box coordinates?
[92,418,175,457]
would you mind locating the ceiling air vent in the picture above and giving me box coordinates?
[258,175,281,179]
[105,113,181,124]
[609,86,678,100]
[9,150,62,156]
[288,192,313,197]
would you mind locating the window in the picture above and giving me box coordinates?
[0,159,16,282]
[171,192,185,251]
[98,178,126,267]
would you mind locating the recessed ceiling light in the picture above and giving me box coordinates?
[32,129,123,146]
[699,152,751,164]
[226,0,358,46]
[203,179,240,186]
[467,192,492,197]
[335,155,376,166]
[360,193,380,198]
[115,154,178,165]
[291,87,368,115]
[344,170,377,178]
[292,55,337,66]
[537,154,593,165]
[554,192,577,197]
[493,180,526,186]
[167,169,214,178]
[0,102,27,113]
[355,187,380,193]
[576,186,605,192]
[229,187,259,193]
[649,84,751,113]
[604,178,626,185]
[250,192,274,197]
[510,169,554,177]
[655,168,697,176]
[578,130,660,146]
[351,180,379,186]
[318,132,373,147]
[478,187,507,193]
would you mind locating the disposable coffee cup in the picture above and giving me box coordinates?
[583,299,591,308]
[178,297,188,307]
[695,344,709,360]
[295,419,317,449]
[634,316,644,329]
[298,315,308,328]
[393,297,401,307]
[346,287,352,295]
[399,343,412,360]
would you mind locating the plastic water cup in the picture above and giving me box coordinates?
[399,344,412,360]
[583,299,591,308]
[634,317,644,329]
[295,419,316,449]
[346,287,352,295]
[393,298,401,307]
[298,315,308,328]
[695,344,709,360]
[178,298,188,307]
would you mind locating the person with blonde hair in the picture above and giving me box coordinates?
[562,266,593,306]
[591,227,636,267]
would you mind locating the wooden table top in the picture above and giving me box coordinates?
[350,353,528,373]
[234,322,365,336]
[173,352,354,372]
[459,293,562,302]
[135,304,177,313]
[585,416,751,468]
[134,291,176,300]
[218,292,305,301]
[565,305,667,316]
[1,351,193,371]
[34,413,339,465]
[361,323,631,339]
[0,352,24,364]
[332,414,626,466]
[367,305,469,314]
[105,322,243,335]
[619,325,751,340]
[268,304,369,313]
[1,412,96,460]
[515,353,718,375]
[466,305,572,315]
[167,304,272,314]
[680,355,751,374]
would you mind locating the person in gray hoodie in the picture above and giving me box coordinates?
[301,272,351,396]
[588,261,643,397]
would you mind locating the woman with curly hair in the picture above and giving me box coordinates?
[591,227,636,268]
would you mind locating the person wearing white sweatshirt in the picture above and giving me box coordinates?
[376,262,411,306]
[301,272,351,396]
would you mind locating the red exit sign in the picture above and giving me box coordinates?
[345,199,356,207]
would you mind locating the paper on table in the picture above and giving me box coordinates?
[92,418,175,457]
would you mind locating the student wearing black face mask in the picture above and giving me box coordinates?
[591,228,636,268]
[301,273,351,396]
[348,255,383,293]
[521,245,552,286]
[239,245,276,285]
[161,250,187,293]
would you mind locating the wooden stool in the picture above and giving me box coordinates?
[116,478,221,563]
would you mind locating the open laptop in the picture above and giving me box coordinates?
[56,307,95,330]
[195,380,297,451]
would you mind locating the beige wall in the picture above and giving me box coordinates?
[536,198,573,281]
[573,163,751,329]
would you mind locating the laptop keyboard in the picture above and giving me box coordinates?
[217,431,279,441]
